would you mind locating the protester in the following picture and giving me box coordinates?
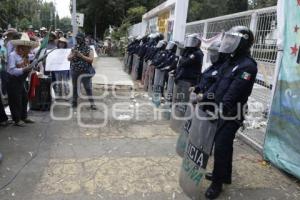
[203,26,257,199]
[68,32,97,110]
[2,29,19,97]
[53,37,70,99]
[39,27,47,40]
[6,33,38,126]
[47,32,57,50]
[3,28,18,57]
[175,34,203,86]
[27,25,35,38]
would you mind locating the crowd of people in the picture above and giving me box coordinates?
[0,25,98,162]
[125,26,257,199]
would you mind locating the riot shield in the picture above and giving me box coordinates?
[152,68,166,107]
[179,106,219,200]
[141,60,148,85]
[127,54,134,74]
[131,54,140,81]
[123,52,128,70]
[147,65,155,95]
[176,104,194,158]
[170,80,192,133]
[165,73,175,103]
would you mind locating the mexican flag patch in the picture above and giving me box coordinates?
[241,72,252,81]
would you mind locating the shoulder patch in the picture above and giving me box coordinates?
[241,72,252,81]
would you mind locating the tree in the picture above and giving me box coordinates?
[226,0,248,13]
[58,17,72,33]
[19,18,30,31]
[76,0,164,39]
[249,0,277,9]
[127,6,147,24]
[188,0,249,22]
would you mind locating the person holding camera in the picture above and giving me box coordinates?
[68,32,96,110]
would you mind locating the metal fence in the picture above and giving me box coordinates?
[186,6,277,89]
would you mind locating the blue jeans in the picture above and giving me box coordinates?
[53,70,70,97]
[71,71,94,105]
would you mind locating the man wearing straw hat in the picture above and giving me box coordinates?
[3,28,18,57]
[6,33,39,126]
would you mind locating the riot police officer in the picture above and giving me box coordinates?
[145,33,164,62]
[159,41,179,94]
[175,34,203,86]
[151,40,168,70]
[190,40,229,103]
[152,41,179,104]
[204,26,258,199]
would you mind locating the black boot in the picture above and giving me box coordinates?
[205,182,223,199]
[205,173,232,184]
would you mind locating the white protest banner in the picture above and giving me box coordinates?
[46,49,71,71]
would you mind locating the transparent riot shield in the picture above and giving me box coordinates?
[147,65,156,95]
[179,105,219,200]
[170,80,192,133]
[176,104,194,158]
[152,68,166,107]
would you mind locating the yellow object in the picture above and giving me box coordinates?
[158,12,170,35]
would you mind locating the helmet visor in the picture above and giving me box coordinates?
[184,36,200,48]
[156,41,165,48]
[166,42,176,50]
[219,32,242,53]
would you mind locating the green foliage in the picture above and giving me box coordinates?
[111,21,131,41]
[187,0,276,22]
[0,0,71,32]
[76,0,164,39]
[249,0,277,9]
[188,0,248,22]
[127,6,147,24]
[19,18,30,31]
[58,17,72,33]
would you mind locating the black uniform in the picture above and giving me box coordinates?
[206,54,257,184]
[175,48,203,85]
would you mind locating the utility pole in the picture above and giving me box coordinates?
[173,0,190,43]
[54,0,57,30]
[72,0,78,44]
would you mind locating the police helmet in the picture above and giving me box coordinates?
[153,32,164,42]
[156,40,167,49]
[136,35,143,41]
[166,41,178,52]
[184,34,201,48]
[219,26,254,54]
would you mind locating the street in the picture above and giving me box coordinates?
[0,57,299,200]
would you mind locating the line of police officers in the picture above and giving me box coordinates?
[126,26,257,199]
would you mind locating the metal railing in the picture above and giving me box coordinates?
[186,6,277,89]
